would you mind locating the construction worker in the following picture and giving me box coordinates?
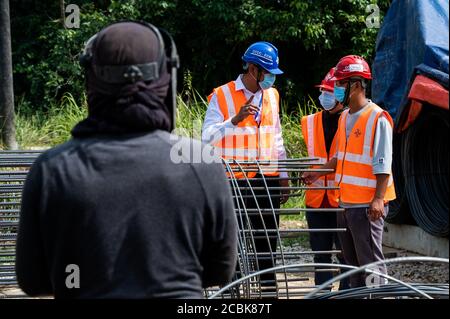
[302,55,396,288]
[301,67,349,290]
[202,41,288,294]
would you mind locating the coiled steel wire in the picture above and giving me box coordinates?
[401,106,449,237]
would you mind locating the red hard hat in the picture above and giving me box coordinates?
[315,67,336,92]
[331,55,372,81]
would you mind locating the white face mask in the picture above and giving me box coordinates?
[319,91,338,111]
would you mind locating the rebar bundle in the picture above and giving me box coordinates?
[386,106,449,237]
[210,158,348,299]
[0,150,41,288]
[401,106,449,237]
[1,151,448,300]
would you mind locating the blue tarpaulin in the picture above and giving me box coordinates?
[372,0,449,123]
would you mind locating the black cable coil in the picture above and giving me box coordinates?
[386,132,416,225]
[401,105,449,237]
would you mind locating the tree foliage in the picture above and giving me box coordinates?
[10,0,391,111]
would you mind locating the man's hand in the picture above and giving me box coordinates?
[301,171,320,185]
[231,96,258,125]
[368,198,385,221]
[301,158,337,185]
[279,178,290,204]
[369,174,390,221]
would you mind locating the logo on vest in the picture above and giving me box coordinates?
[354,128,362,138]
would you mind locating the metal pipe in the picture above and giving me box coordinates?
[240,228,346,233]
[235,208,344,212]
[242,251,341,257]
[0,163,34,168]
[226,168,333,172]
[235,186,338,191]
[232,193,309,198]
[225,158,321,163]
[0,203,21,207]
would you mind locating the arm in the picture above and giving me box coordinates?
[275,113,287,178]
[202,94,258,144]
[302,157,337,185]
[274,112,290,203]
[202,94,235,144]
[374,174,390,199]
[319,157,338,175]
[368,174,390,221]
[15,158,53,296]
[199,161,238,287]
[368,115,393,221]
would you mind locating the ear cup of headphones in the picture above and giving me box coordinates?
[158,28,180,70]
[137,21,166,76]
[156,27,179,131]
[79,34,97,68]
[79,53,91,68]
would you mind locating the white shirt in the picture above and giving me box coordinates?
[202,75,288,178]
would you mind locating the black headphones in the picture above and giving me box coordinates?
[79,21,180,130]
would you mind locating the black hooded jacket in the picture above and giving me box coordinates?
[15,22,237,299]
[16,131,237,298]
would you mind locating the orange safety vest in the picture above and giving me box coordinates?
[335,103,396,204]
[301,111,339,208]
[208,81,280,178]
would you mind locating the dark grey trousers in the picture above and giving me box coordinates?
[337,205,388,288]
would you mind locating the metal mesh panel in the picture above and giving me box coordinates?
[0,152,448,299]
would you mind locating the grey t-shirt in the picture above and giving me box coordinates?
[338,101,393,208]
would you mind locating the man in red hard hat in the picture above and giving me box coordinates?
[303,55,396,288]
[301,67,349,290]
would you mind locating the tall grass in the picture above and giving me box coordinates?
[175,90,207,139]
[15,89,318,154]
[15,93,87,148]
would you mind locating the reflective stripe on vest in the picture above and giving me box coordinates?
[301,111,339,208]
[212,81,280,178]
[335,103,396,204]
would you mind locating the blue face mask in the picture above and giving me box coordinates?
[259,73,276,90]
[334,83,346,103]
[319,91,337,110]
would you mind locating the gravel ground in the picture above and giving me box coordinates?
[279,220,449,285]
[386,252,449,284]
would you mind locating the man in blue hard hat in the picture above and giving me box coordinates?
[202,42,288,295]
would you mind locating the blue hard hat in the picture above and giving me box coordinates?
[242,41,283,75]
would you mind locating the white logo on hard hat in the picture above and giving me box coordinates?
[345,64,365,72]
[251,49,273,64]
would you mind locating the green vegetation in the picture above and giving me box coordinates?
[14,85,316,152]
[11,0,391,111]
[15,93,87,148]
